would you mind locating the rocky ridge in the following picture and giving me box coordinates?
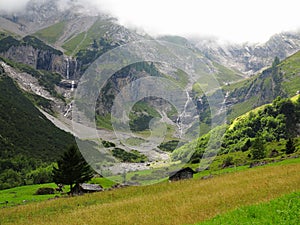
[193,31,300,76]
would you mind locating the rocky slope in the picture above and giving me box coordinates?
[193,31,300,76]
[218,50,300,120]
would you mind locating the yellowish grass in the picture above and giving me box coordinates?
[291,94,300,102]
[1,163,300,225]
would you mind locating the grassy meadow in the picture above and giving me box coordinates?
[197,191,300,225]
[1,160,299,225]
[0,177,115,207]
[0,183,58,207]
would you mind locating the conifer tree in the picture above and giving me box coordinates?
[52,145,94,194]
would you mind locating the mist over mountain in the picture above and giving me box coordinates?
[0,0,101,14]
[2,0,300,44]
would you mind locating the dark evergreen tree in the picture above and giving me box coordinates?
[92,39,98,49]
[272,56,280,68]
[285,138,296,154]
[52,145,94,194]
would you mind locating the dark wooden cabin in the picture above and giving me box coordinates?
[169,167,196,182]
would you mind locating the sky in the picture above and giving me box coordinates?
[0,0,300,43]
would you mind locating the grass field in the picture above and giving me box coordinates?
[1,160,299,225]
[62,32,86,55]
[197,191,300,225]
[34,22,66,44]
[0,183,58,207]
[0,177,116,207]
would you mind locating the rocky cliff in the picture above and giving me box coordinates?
[0,36,80,79]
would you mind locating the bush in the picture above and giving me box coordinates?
[112,148,148,163]
[102,140,116,148]
[222,156,234,168]
[158,140,181,152]
[26,166,53,184]
[35,187,55,195]
[251,137,266,160]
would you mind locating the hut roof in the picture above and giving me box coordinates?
[169,167,196,177]
[80,183,103,191]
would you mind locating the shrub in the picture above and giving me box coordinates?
[35,187,55,195]
[222,156,234,168]
[251,137,266,160]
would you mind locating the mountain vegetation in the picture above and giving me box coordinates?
[0,69,75,189]
[173,95,300,164]
[111,148,148,163]
[34,21,67,44]
[223,53,300,120]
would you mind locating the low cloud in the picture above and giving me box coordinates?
[0,0,31,13]
[1,0,300,43]
[0,0,105,14]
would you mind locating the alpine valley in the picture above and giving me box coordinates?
[0,0,299,207]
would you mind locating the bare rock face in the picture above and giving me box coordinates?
[194,32,300,76]
[1,45,80,79]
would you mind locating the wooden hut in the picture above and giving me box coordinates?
[169,167,196,182]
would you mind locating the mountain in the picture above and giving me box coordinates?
[0,71,75,161]
[0,0,93,36]
[221,51,300,120]
[0,0,243,130]
[0,65,77,189]
[193,31,300,76]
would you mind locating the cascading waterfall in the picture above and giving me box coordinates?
[217,91,229,115]
[66,57,70,80]
[71,80,75,92]
[74,59,77,80]
[176,90,192,137]
[64,100,73,117]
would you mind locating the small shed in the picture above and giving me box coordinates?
[169,167,196,182]
[73,183,103,194]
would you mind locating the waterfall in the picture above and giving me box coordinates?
[74,59,77,80]
[217,91,229,115]
[71,80,75,92]
[176,90,192,137]
[66,57,70,80]
[64,101,73,117]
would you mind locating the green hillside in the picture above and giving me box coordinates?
[34,21,67,44]
[62,19,113,54]
[0,68,75,189]
[223,53,300,120]
[174,94,300,164]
